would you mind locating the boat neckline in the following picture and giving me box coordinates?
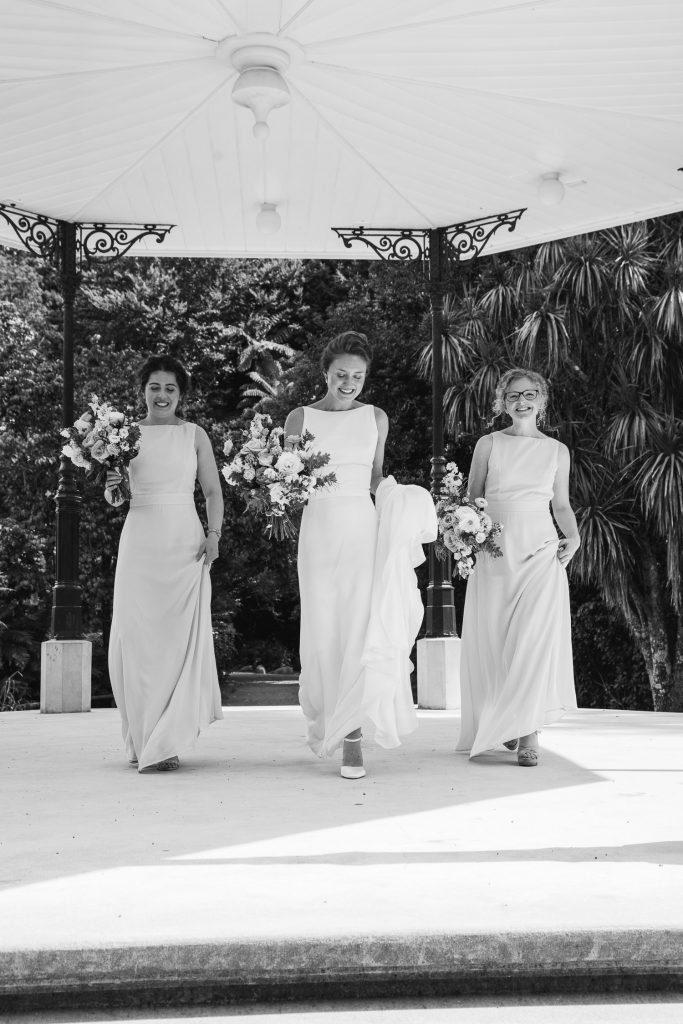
[306,405,369,413]
[498,429,551,440]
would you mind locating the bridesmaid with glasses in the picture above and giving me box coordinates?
[457,368,580,766]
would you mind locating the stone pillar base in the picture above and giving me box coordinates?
[40,640,91,713]
[417,636,461,710]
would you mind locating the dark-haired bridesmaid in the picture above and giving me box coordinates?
[106,354,224,772]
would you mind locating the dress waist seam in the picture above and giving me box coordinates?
[130,493,195,507]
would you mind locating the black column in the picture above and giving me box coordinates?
[50,221,83,639]
[425,228,456,638]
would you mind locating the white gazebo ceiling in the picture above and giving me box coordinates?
[1,0,683,258]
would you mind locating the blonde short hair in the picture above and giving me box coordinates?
[493,368,549,419]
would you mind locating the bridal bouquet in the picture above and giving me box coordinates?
[222,412,337,540]
[435,461,503,579]
[60,394,141,504]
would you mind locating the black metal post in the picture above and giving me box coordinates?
[50,221,83,639]
[425,228,456,637]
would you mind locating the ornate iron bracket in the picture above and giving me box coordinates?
[0,203,174,267]
[332,208,525,266]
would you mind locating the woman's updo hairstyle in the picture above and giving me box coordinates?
[320,331,372,373]
[137,354,191,396]
[492,367,549,421]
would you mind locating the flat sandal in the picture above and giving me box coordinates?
[517,746,538,767]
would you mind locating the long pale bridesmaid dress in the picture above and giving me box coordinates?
[457,430,577,758]
[297,405,379,757]
[108,422,223,770]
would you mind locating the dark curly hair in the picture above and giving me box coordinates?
[320,331,372,372]
[136,354,191,396]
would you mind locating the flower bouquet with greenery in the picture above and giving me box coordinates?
[222,412,336,540]
[60,394,141,504]
[435,461,503,579]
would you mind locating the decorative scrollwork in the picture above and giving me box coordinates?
[333,225,428,262]
[79,223,174,262]
[0,203,59,260]
[333,208,525,266]
[444,209,525,262]
[0,204,174,266]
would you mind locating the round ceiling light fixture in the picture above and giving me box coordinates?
[538,172,565,206]
[256,202,281,234]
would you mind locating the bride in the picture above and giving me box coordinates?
[284,331,388,779]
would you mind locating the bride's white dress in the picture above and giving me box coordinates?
[108,422,222,770]
[458,431,576,758]
[298,405,378,756]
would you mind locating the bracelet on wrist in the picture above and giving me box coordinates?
[207,528,221,539]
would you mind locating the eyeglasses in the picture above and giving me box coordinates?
[505,390,539,403]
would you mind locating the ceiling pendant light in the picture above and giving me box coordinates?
[230,44,291,139]
[538,172,565,206]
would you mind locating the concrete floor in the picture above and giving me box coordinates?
[1,706,682,1008]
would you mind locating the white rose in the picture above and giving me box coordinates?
[475,532,485,544]
[474,497,488,508]
[243,466,255,482]
[258,451,274,466]
[119,426,129,439]
[245,437,266,453]
[268,483,285,505]
[455,507,480,533]
[263,468,278,481]
[275,452,304,476]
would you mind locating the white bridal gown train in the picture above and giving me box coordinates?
[457,431,577,758]
[108,422,222,770]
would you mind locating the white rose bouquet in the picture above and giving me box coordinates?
[60,394,141,504]
[222,412,337,540]
[435,461,503,579]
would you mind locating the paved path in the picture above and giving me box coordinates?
[1,707,682,1009]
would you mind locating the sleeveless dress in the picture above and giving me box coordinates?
[457,431,576,758]
[108,422,222,770]
[298,405,378,757]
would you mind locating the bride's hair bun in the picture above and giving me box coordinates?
[320,331,372,372]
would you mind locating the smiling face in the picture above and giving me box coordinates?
[144,370,181,421]
[504,375,542,424]
[324,354,368,404]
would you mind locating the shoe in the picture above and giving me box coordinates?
[341,735,365,780]
[155,756,180,771]
[517,746,538,767]
[503,739,518,751]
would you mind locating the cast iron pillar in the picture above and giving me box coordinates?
[51,221,82,637]
[425,228,456,636]
[333,208,525,638]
